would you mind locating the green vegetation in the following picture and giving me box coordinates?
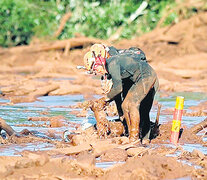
[0,0,205,47]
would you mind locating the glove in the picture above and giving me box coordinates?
[101,75,113,94]
[93,97,110,111]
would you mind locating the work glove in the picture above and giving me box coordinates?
[101,74,113,94]
[92,97,110,111]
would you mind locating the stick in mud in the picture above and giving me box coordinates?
[189,117,207,134]
[0,118,16,136]
[150,104,161,140]
[0,118,33,138]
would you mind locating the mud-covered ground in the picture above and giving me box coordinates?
[0,12,207,179]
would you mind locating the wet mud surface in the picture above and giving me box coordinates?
[0,12,207,179]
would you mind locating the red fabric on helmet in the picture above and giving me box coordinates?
[92,56,106,71]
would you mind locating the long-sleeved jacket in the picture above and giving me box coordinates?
[106,54,158,100]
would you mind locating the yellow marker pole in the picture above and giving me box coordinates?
[170,96,184,145]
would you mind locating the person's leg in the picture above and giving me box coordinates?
[114,94,123,118]
[122,75,157,142]
[121,99,131,138]
[122,81,146,142]
[122,78,134,99]
[112,94,130,136]
[120,78,134,136]
[139,87,155,140]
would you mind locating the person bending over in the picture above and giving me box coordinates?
[83,44,159,142]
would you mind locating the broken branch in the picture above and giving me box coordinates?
[53,12,72,38]
[189,118,207,134]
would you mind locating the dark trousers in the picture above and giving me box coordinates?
[114,78,156,139]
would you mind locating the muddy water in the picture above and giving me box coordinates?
[0,95,88,156]
[0,92,206,157]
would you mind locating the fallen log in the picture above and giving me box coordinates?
[34,37,105,52]
[51,143,92,155]
[29,84,59,97]
[0,118,32,137]
[189,118,207,134]
[2,37,106,55]
[9,84,59,104]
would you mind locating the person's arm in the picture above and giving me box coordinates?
[106,60,122,100]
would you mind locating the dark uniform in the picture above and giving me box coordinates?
[108,46,147,61]
[105,53,158,141]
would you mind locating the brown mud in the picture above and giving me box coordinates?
[0,12,207,179]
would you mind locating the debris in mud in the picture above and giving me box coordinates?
[0,117,61,144]
[0,105,207,179]
[28,115,68,128]
[184,110,207,117]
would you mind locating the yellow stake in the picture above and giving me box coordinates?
[175,96,184,110]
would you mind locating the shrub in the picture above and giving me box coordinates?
[0,0,204,47]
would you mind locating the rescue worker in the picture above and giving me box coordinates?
[103,45,147,130]
[83,44,159,142]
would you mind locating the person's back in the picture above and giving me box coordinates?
[106,54,153,81]
[106,54,157,99]
[108,46,147,62]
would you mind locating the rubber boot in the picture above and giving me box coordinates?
[141,129,151,145]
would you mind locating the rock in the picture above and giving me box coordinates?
[52,143,92,155]
[100,148,128,162]
[76,151,96,166]
[71,134,87,146]
[112,136,130,145]
[91,139,119,157]
[191,149,205,160]
[50,117,66,128]
[127,147,149,157]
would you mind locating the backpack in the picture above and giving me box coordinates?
[108,46,147,62]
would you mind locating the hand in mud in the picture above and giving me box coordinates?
[92,97,110,111]
[99,97,110,107]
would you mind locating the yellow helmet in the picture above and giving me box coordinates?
[83,51,95,70]
[90,44,109,58]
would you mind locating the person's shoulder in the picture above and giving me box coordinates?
[108,46,119,56]
[107,54,125,66]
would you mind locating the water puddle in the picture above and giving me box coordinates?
[0,92,206,168]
